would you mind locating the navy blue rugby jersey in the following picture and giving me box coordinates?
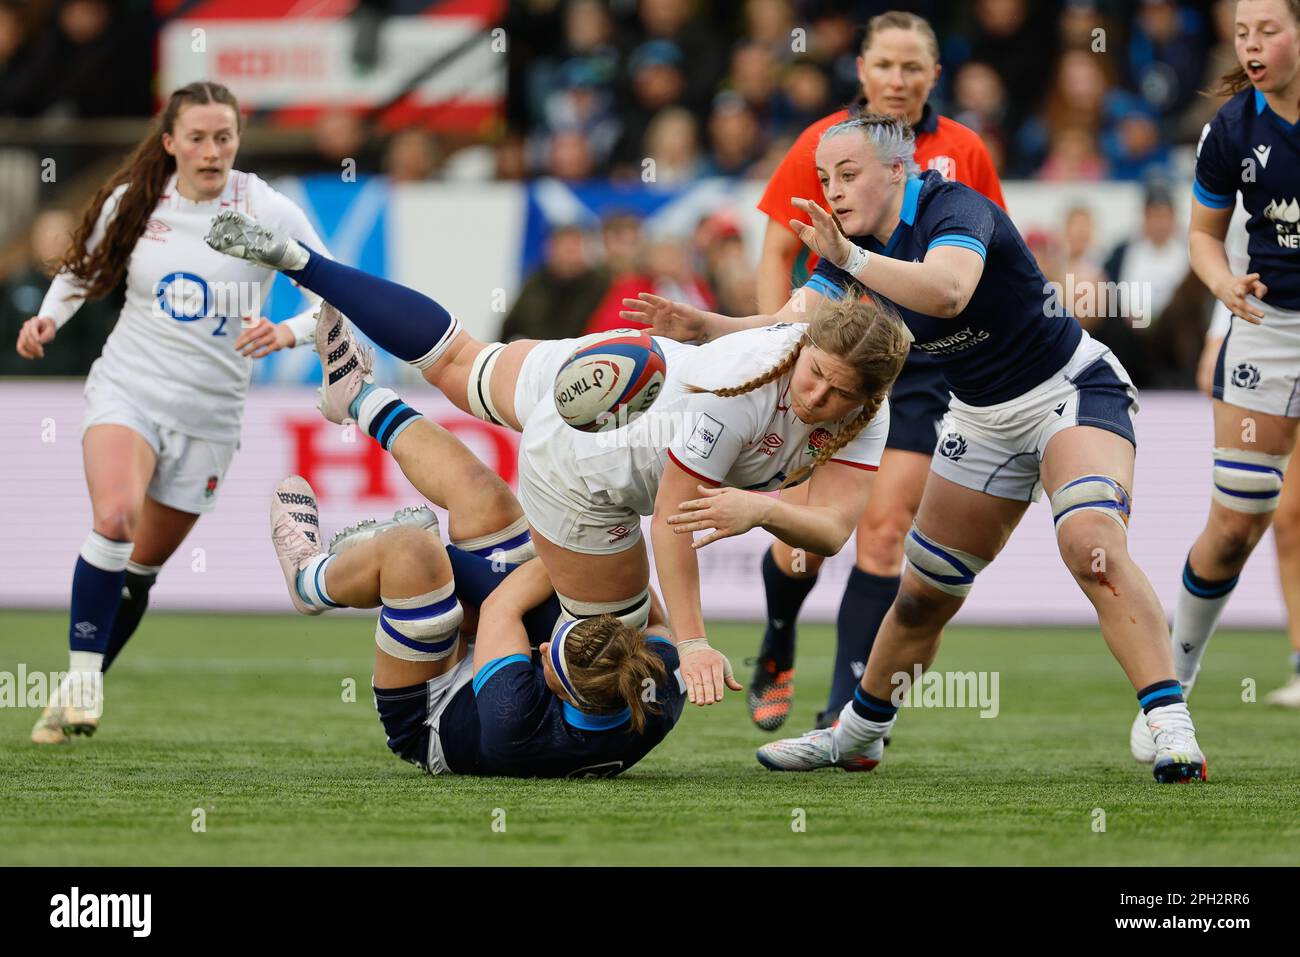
[1194,88,1300,310]
[438,637,686,778]
[805,170,1082,406]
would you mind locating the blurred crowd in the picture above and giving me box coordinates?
[505,0,1240,183]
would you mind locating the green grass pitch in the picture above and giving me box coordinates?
[1,610,1297,866]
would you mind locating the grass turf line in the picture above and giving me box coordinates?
[1,611,1297,865]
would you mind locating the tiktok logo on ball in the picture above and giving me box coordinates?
[938,432,969,461]
[1231,362,1261,390]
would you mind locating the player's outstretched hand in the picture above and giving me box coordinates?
[677,638,742,706]
[236,316,294,358]
[790,197,854,269]
[620,292,708,342]
[668,485,767,548]
[1213,272,1268,324]
[16,316,56,359]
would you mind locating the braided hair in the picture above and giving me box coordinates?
[564,615,668,734]
[687,295,910,487]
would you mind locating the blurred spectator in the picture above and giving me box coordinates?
[384,130,440,184]
[702,92,764,177]
[1059,0,1108,51]
[1018,49,1115,176]
[585,213,650,333]
[807,10,861,105]
[1101,92,1171,181]
[728,41,780,136]
[642,107,705,184]
[0,0,151,118]
[313,109,383,177]
[744,0,797,63]
[546,128,597,180]
[1178,0,1239,142]
[951,60,1009,143]
[541,56,622,169]
[963,0,1058,137]
[626,0,722,116]
[694,212,755,315]
[1038,126,1107,181]
[1060,205,1109,325]
[1128,0,1207,127]
[610,39,688,168]
[1103,182,1188,327]
[775,58,833,133]
[495,135,528,181]
[500,224,608,341]
[1,209,116,376]
[644,237,712,311]
[566,0,619,62]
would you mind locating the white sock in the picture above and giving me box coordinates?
[1171,564,1238,692]
[353,385,400,433]
[68,650,104,674]
[831,700,893,755]
[296,554,337,611]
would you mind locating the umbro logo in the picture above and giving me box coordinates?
[1053,401,1067,416]
[1253,144,1271,168]
[74,621,97,639]
[1180,642,1194,654]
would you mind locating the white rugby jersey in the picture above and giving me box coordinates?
[570,323,889,515]
[39,171,327,442]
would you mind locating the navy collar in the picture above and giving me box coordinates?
[1255,88,1300,134]
[562,702,631,730]
[864,175,924,256]
[852,98,938,136]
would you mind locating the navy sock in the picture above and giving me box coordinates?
[69,555,128,656]
[1182,559,1239,598]
[102,567,158,673]
[1137,679,1185,713]
[759,547,817,669]
[446,544,559,649]
[826,567,900,714]
[286,245,457,364]
[850,685,898,722]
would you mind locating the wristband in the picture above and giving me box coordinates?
[677,638,711,654]
[841,243,871,278]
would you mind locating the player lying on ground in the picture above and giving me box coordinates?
[627,113,1208,783]
[204,215,911,711]
[1129,0,1300,757]
[20,82,330,745]
[269,309,683,777]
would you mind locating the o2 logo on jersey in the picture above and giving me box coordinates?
[155,272,211,321]
[938,432,969,461]
[1231,362,1261,390]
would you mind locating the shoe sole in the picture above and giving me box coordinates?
[1152,757,1207,783]
[755,750,877,773]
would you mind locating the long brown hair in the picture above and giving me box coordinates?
[60,82,243,301]
[1211,0,1300,96]
[688,297,911,487]
[563,615,668,734]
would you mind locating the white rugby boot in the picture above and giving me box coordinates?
[1264,675,1300,708]
[205,209,309,271]
[271,476,328,616]
[329,506,441,556]
[314,301,374,425]
[31,670,102,743]
[1129,708,1157,763]
[756,726,882,772]
[1146,704,1208,783]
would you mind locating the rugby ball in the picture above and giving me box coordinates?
[552,329,667,432]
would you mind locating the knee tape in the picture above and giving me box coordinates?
[902,526,988,597]
[375,582,464,661]
[1050,475,1132,533]
[451,515,536,565]
[553,589,650,636]
[1212,447,1289,514]
[467,342,508,427]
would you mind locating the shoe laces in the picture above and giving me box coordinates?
[1149,707,1198,754]
[273,514,320,567]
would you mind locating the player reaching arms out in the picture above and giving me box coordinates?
[264,306,682,777]
[748,9,1007,732]
[204,211,910,710]
[1129,0,1300,752]
[18,83,331,744]
[631,114,1207,783]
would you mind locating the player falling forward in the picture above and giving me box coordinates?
[1131,0,1300,757]
[270,305,683,777]
[18,82,330,744]
[749,8,1006,733]
[205,210,910,712]
[632,113,1207,783]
